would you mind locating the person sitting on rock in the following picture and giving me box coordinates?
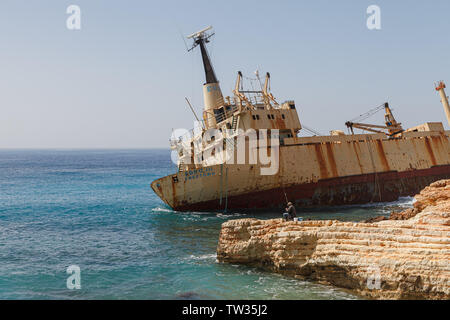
[283,202,296,221]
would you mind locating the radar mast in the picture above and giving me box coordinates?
[187,26,224,128]
[187,26,217,84]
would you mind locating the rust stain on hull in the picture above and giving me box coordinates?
[431,136,443,148]
[351,141,363,173]
[314,144,329,179]
[275,117,287,129]
[375,140,390,172]
[171,177,178,208]
[325,142,338,177]
[424,138,437,166]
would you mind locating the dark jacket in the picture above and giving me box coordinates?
[287,205,296,218]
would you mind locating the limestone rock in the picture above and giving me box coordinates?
[364,215,388,223]
[217,180,450,299]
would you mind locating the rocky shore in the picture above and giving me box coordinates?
[217,180,450,299]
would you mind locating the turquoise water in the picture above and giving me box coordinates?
[0,149,414,300]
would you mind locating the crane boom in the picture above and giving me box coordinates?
[346,103,403,137]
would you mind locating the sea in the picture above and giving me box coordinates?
[0,149,415,300]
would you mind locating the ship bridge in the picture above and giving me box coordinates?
[209,70,302,142]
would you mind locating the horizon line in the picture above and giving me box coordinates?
[0,147,171,151]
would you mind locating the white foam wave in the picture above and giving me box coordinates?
[359,196,415,208]
[190,253,217,260]
[151,207,174,213]
[187,253,218,262]
[216,212,247,218]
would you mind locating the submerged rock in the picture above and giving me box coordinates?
[217,180,450,300]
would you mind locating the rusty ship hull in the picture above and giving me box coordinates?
[151,27,450,212]
[152,131,450,212]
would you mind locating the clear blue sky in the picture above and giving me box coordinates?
[0,0,449,148]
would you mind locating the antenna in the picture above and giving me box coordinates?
[187,26,212,39]
[176,26,190,52]
[187,26,215,52]
[186,25,218,84]
[255,67,264,91]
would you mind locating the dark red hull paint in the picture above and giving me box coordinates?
[173,165,450,212]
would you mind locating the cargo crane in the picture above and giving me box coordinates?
[345,102,404,137]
